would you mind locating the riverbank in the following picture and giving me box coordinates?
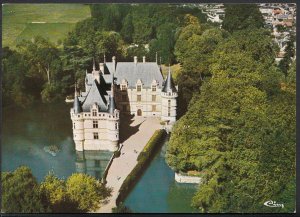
[123,142,199,213]
[95,116,161,213]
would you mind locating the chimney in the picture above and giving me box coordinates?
[99,63,104,73]
[134,56,138,64]
[143,56,146,63]
[112,56,116,72]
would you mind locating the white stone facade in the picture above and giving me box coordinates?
[70,56,177,152]
[71,106,119,152]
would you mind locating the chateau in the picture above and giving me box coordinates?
[70,56,178,152]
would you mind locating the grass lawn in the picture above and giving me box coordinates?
[15,23,76,45]
[2,4,91,48]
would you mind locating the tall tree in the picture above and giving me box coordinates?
[174,16,227,115]
[121,13,134,44]
[278,34,295,77]
[66,173,111,212]
[222,4,264,33]
[1,166,49,213]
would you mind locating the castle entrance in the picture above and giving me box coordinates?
[137,109,142,116]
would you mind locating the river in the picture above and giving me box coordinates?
[2,102,198,212]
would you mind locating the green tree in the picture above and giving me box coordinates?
[174,17,227,115]
[112,203,133,213]
[222,4,264,33]
[2,47,34,107]
[90,4,131,32]
[121,13,134,43]
[40,173,80,213]
[278,34,295,77]
[1,166,49,213]
[66,173,112,212]
[149,23,177,64]
[131,5,156,44]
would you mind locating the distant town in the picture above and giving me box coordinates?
[194,3,296,62]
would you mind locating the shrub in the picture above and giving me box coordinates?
[114,150,121,158]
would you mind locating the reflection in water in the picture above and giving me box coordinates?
[75,150,113,180]
[124,143,199,213]
[2,103,77,182]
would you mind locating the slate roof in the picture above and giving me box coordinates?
[73,95,82,114]
[78,60,169,113]
[106,62,164,88]
[80,79,108,112]
[162,68,177,93]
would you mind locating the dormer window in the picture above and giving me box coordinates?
[92,109,97,116]
[136,79,143,91]
[121,79,128,91]
[151,80,158,92]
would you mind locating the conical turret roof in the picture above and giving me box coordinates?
[162,66,177,93]
[73,84,82,114]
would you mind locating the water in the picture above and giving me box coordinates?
[2,103,198,212]
[2,102,76,182]
[124,143,199,213]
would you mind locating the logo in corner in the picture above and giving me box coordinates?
[264,200,284,208]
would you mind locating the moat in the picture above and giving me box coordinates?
[2,102,198,213]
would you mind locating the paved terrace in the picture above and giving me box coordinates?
[95,116,161,213]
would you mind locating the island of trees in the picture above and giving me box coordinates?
[2,4,296,213]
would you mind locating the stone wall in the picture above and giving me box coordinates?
[175,172,202,184]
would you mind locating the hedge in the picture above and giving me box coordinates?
[116,129,166,205]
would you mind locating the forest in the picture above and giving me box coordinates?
[2,4,296,213]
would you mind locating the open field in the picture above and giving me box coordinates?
[2,4,91,48]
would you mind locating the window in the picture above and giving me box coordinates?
[95,160,100,167]
[152,95,156,102]
[168,107,171,117]
[168,100,171,106]
[137,95,141,102]
[121,85,127,91]
[93,120,98,128]
[152,85,156,92]
[93,132,99,139]
[115,123,118,130]
[92,109,97,116]
[152,105,156,112]
[137,85,141,92]
[122,105,127,112]
[73,122,75,129]
[122,94,127,101]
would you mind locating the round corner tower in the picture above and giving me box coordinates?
[161,67,178,123]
